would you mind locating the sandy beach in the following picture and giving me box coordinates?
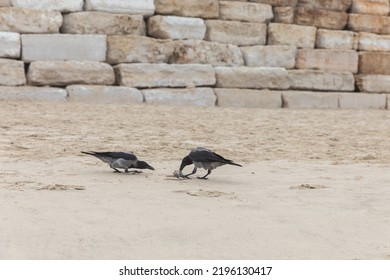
[0,102,389,259]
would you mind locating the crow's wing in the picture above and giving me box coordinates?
[82,151,137,162]
[189,148,229,163]
[97,152,137,160]
[189,147,242,166]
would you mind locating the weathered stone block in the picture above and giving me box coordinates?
[115,64,216,88]
[205,20,267,46]
[28,61,115,86]
[359,52,390,75]
[0,7,62,33]
[241,45,296,68]
[147,16,206,40]
[85,0,155,15]
[358,32,390,51]
[250,0,297,6]
[355,75,390,93]
[0,31,20,58]
[215,88,282,108]
[61,12,145,35]
[294,7,348,30]
[215,67,290,90]
[348,14,390,34]
[316,29,356,50]
[0,86,67,102]
[67,85,144,104]
[107,35,175,64]
[21,34,107,62]
[169,40,244,66]
[282,91,339,109]
[155,0,219,19]
[11,0,83,12]
[143,88,216,106]
[288,70,355,91]
[0,58,25,86]
[296,49,358,73]
[339,93,386,109]
[350,0,389,16]
[273,6,295,24]
[296,0,352,11]
[268,23,316,48]
[219,1,273,22]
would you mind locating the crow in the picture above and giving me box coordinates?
[81,151,154,173]
[176,147,242,179]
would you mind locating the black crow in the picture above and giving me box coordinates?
[176,147,242,179]
[81,151,154,173]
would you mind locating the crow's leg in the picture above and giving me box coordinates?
[112,168,121,173]
[182,167,197,179]
[198,170,211,180]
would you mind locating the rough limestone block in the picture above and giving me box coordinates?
[296,0,352,11]
[0,0,11,6]
[215,88,282,108]
[348,14,390,34]
[205,20,267,46]
[67,85,144,104]
[147,16,206,40]
[355,75,390,93]
[215,67,290,90]
[358,32,390,51]
[85,0,155,15]
[296,49,358,73]
[219,1,273,22]
[155,0,219,19]
[268,23,316,48]
[241,45,297,68]
[11,0,83,12]
[27,61,115,86]
[0,86,67,102]
[250,0,297,6]
[62,12,145,35]
[359,52,390,75]
[143,88,216,106]
[115,64,216,88]
[294,7,348,30]
[339,93,386,109]
[273,6,295,23]
[0,32,20,58]
[107,35,175,64]
[0,7,62,33]
[21,34,107,62]
[316,29,356,50]
[282,91,339,109]
[169,40,244,66]
[350,0,389,16]
[0,59,25,86]
[288,70,355,91]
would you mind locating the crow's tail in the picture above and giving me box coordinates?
[81,151,96,156]
[226,161,242,167]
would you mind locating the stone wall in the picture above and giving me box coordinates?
[0,0,389,109]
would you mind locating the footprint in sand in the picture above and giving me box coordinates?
[174,189,237,199]
[37,184,85,191]
[290,184,329,190]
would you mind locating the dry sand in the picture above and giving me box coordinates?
[0,101,389,259]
